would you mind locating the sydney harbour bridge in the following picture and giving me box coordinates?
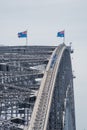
[0,44,76,130]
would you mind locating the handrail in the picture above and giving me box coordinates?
[27,44,67,130]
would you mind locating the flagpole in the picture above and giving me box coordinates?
[26,30,28,46]
[57,30,65,44]
[63,30,65,44]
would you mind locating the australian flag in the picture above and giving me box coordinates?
[18,31,27,38]
[57,30,64,37]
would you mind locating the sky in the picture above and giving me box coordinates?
[0,0,87,130]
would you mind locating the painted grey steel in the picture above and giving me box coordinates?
[28,44,76,130]
[0,45,76,130]
[0,46,55,130]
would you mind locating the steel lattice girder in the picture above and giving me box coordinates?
[0,46,56,130]
[0,45,76,130]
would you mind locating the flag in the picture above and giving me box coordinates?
[18,31,27,38]
[57,30,64,37]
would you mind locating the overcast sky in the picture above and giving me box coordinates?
[0,0,87,130]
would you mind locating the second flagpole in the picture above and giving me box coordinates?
[26,30,28,46]
[63,30,65,44]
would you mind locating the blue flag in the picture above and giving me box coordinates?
[18,31,27,38]
[57,30,64,37]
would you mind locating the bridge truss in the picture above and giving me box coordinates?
[0,44,76,130]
